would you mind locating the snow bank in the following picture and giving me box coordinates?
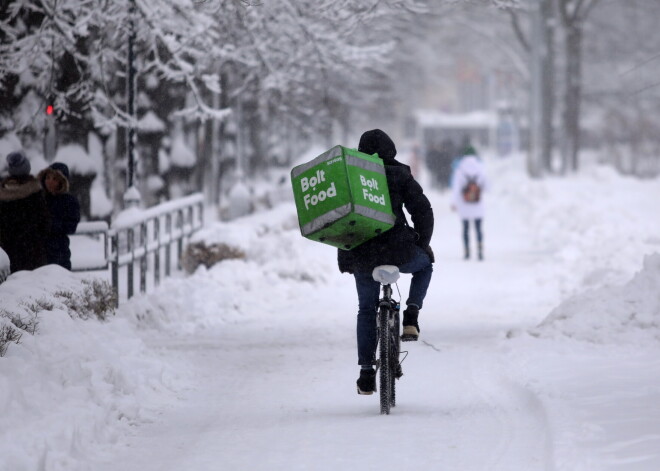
[0,266,180,471]
[119,202,334,333]
[493,154,660,299]
[531,253,660,343]
[0,248,9,283]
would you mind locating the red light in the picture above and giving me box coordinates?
[46,105,53,115]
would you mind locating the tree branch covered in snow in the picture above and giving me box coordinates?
[0,0,231,135]
[1,0,427,151]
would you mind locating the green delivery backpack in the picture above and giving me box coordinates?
[291,145,395,250]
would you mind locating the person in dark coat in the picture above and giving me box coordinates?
[0,151,50,273]
[38,162,80,270]
[338,129,434,395]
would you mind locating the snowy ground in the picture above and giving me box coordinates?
[1,151,660,470]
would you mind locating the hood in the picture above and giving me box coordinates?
[38,167,70,195]
[358,129,397,163]
[458,155,483,174]
[0,176,41,202]
[49,162,71,180]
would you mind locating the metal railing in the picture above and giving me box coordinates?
[109,193,204,306]
[70,194,204,305]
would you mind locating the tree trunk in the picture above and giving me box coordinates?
[193,119,204,192]
[541,0,555,173]
[201,117,214,204]
[561,26,582,173]
[528,0,546,178]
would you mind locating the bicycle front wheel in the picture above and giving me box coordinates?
[378,305,392,415]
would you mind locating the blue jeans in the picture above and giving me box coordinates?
[462,219,483,248]
[354,245,433,366]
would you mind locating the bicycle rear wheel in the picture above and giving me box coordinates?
[390,310,400,408]
[378,305,392,415]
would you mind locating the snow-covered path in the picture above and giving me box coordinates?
[93,330,556,471]
[4,153,660,471]
[90,158,572,471]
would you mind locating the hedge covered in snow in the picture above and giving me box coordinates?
[0,265,115,356]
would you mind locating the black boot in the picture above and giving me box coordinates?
[356,368,376,395]
[402,305,420,341]
[478,243,483,261]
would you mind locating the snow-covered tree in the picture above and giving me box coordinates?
[202,0,427,173]
[0,0,228,136]
[582,0,660,177]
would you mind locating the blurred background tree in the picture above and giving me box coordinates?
[1,0,659,216]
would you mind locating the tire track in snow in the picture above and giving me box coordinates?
[468,351,556,471]
[420,339,557,470]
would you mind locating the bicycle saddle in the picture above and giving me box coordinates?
[372,265,400,285]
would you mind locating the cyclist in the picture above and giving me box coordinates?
[338,129,434,395]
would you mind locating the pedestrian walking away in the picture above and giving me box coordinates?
[451,145,487,261]
[337,129,434,395]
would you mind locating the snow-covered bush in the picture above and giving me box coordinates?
[0,267,115,356]
[55,279,117,321]
[0,269,176,471]
[180,241,246,274]
[0,320,22,356]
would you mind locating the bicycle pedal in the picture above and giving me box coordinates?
[401,334,419,342]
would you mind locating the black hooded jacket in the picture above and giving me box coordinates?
[39,164,80,270]
[0,175,50,272]
[337,129,434,274]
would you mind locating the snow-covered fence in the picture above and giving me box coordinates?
[71,221,110,272]
[109,194,204,306]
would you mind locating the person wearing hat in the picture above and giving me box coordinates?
[38,162,80,270]
[338,129,434,395]
[0,151,50,273]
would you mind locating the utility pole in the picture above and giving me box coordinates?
[124,0,141,208]
[529,0,548,178]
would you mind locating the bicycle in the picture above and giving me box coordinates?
[372,265,406,415]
